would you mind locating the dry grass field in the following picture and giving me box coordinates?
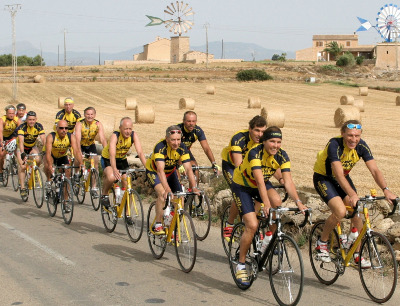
[1,65,400,196]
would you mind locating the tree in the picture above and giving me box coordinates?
[324,41,343,60]
[272,54,280,61]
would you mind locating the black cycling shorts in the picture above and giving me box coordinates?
[101,157,129,171]
[81,144,97,155]
[51,154,69,167]
[313,172,356,204]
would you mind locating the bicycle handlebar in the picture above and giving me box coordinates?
[119,168,146,174]
[346,196,399,218]
[163,190,202,210]
[265,207,312,228]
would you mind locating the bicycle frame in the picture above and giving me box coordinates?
[25,154,41,190]
[112,174,133,218]
[83,155,96,192]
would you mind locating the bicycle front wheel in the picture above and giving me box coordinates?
[221,203,241,256]
[89,169,101,211]
[32,168,44,208]
[359,231,398,303]
[269,234,304,306]
[101,188,117,233]
[11,158,19,191]
[175,210,197,273]
[73,176,86,204]
[61,179,74,225]
[46,187,57,217]
[309,220,340,285]
[147,201,166,259]
[2,161,9,187]
[185,193,211,241]
[124,189,144,243]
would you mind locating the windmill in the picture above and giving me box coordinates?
[146,1,195,36]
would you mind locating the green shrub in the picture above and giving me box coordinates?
[356,56,364,65]
[236,69,273,81]
[336,52,356,67]
[319,65,342,72]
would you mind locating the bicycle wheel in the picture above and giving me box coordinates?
[32,168,44,208]
[309,221,340,285]
[147,201,166,259]
[46,184,57,217]
[269,234,304,306]
[11,158,19,192]
[101,188,117,233]
[359,231,398,303]
[228,222,256,290]
[61,179,74,225]
[185,193,211,241]
[221,203,241,256]
[174,210,197,272]
[73,175,86,204]
[124,189,144,243]
[89,169,101,211]
[2,161,9,187]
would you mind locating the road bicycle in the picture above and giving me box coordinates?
[229,207,311,306]
[147,190,197,272]
[309,192,399,303]
[101,168,145,243]
[1,139,18,191]
[45,165,77,225]
[20,153,45,208]
[72,153,102,210]
[221,184,289,256]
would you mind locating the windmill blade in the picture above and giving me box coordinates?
[171,2,176,13]
[176,1,181,13]
[165,5,174,15]
[181,2,189,14]
[182,20,193,29]
[184,7,193,16]
[164,9,174,16]
[181,23,189,33]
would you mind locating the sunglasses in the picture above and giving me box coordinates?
[168,130,182,134]
[58,127,68,130]
[347,123,362,130]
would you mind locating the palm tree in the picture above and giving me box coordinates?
[323,41,343,60]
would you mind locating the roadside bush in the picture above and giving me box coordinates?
[336,52,356,67]
[318,65,343,72]
[356,56,364,65]
[236,69,273,81]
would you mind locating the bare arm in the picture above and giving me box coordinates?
[331,161,359,206]
[155,160,171,198]
[74,121,82,145]
[231,152,243,168]
[0,119,4,144]
[108,134,120,180]
[253,168,271,215]
[183,161,197,189]
[45,134,53,166]
[71,134,83,166]
[133,132,147,167]
[365,159,397,203]
[97,122,108,148]
[282,171,307,211]
[199,139,216,164]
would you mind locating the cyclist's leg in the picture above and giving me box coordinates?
[100,158,115,196]
[16,149,27,189]
[263,181,283,233]
[0,147,6,178]
[222,160,237,233]
[188,151,199,185]
[43,154,55,182]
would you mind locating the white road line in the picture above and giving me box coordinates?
[0,222,75,266]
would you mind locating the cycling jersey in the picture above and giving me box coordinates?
[77,118,99,146]
[146,139,191,174]
[1,115,19,139]
[176,123,206,149]
[233,143,291,188]
[101,131,134,160]
[55,109,81,133]
[49,132,72,159]
[221,129,257,165]
[16,122,45,148]
[313,136,374,178]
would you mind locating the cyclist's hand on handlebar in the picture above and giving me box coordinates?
[349,194,360,207]
[178,164,186,176]
[112,168,121,181]
[383,188,397,205]
[297,201,308,215]
[163,188,172,200]
[263,203,271,216]
[188,186,201,195]
[212,162,221,176]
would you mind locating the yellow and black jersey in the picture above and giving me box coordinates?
[313,136,374,178]
[54,109,81,133]
[221,129,257,165]
[1,115,19,138]
[146,139,191,174]
[233,143,291,188]
[101,131,134,160]
[176,123,206,149]
[17,122,45,148]
[78,118,99,146]
[49,132,72,158]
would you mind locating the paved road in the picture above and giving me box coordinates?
[0,185,399,305]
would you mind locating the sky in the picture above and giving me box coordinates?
[0,0,397,54]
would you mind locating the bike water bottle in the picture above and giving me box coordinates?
[166,211,174,226]
[164,205,171,225]
[114,184,121,204]
[83,169,89,180]
[339,234,347,249]
[260,231,273,254]
[346,227,359,249]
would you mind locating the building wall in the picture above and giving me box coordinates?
[170,36,190,63]
[375,43,400,68]
[146,39,170,61]
[296,48,318,61]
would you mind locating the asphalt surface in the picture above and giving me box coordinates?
[0,183,399,306]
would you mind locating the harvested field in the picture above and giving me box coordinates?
[1,81,399,196]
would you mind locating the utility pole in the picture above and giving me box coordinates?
[204,23,209,68]
[64,28,67,66]
[98,45,101,65]
[5,4,21,102]
[40,42,42,66]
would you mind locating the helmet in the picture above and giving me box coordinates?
[5,139,17,153]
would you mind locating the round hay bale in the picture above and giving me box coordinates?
[352,99,365,112]
[135,105,155,124]
[206,85,215,95]
[248,97,261,109]
[179,98,195,110]
[359,87,368,96]
[260,107,285,128]
[58,97,67,109]
[340,95,354,105]
[334,106,361,127]
[125,97,137,110]
[396,96,400,105]
[33,75,45,83]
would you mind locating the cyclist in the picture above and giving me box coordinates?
[0,105,21,182]
[44,120,83,203]
[313,120,397,267]
[16,111,46,198]
[74,106,107,196]
[222,115,283,241]
[100,117,146,211]
[16,103,27,123]
[231,126,307,285]
[177,111,220,179]
[54,97,81,133]
[146,125,199,235]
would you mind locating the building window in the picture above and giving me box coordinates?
[316,41,323,47]
[346,41,351,47]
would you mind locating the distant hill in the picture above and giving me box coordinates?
[0,41,295,66]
